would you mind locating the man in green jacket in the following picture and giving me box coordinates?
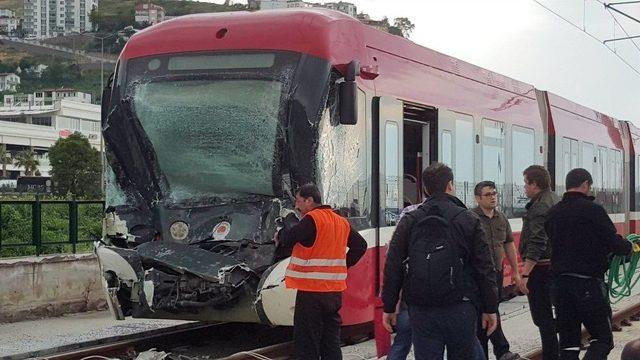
[519,165,559,360]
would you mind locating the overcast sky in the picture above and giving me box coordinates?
[200,0,640,122]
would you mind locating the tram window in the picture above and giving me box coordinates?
[561,137,579,193]
[455,118,474,208]
[512,126,535,215]
[442,130,452,167]
[316,90,368,221]
[582,142,595,176]
[482,119,506,188]
[385,121,400,225]
[611,149,623,213]
[614,150,623,190]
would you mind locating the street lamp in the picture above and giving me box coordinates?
[71,30,119,195]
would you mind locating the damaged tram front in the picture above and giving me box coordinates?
[97,13,365,325]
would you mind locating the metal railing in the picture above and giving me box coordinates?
[0,198,104,257]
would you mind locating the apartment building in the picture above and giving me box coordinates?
[0,90,100,178]
[0,73,20,92]
[0,9,18,35]
[134,3,165,25]
[23,0,98,38]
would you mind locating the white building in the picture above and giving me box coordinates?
[23,0,98,39]
[0,9,15,17]
[0,91,100,178]
[0,17,18,34]
[257,0,288,10]
[254,1,357,16]
[0,73,20,92]
[323,2,357,17]
[0,9,18,35]
[135,3,165,25]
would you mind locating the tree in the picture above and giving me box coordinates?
[48,133,101,198]
[393,17,415,38]
[14,150,39,176]
[0,145,12,179]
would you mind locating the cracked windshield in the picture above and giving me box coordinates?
[132,78,283,202]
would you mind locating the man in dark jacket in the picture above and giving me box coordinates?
[381,163,498,360]
[519,165,559,360]
[545,168,632,360]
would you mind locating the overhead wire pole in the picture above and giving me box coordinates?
[605,3,640,24]
[600,1,640,53]
[72,31,118,195]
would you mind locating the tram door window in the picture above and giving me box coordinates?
[511,126,535,216]
[454,117,475,208]
[401,104,436,209]
[442,131,452,167]
[385,122,400,223]
[482,119,506,207]
[403,121,425,207]
[560,137,579,193]
[582,142,595,177]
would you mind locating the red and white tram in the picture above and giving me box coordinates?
[96,9,635,327]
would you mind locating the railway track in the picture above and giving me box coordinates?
[10,321,369,360]
[522,301,640,360]
[6,322,220,360]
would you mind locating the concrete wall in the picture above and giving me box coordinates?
[0,253,107,323]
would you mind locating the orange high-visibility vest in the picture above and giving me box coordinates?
[285,207,350,292]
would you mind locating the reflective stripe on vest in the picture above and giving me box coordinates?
[284,270,348,281]
[289,257,347,267]
[285,207,350,292]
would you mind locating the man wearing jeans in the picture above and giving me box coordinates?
[386,199,425,360]
[382,163,498,360]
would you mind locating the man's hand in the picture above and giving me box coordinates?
[482,313,498,336]
[518,276,530,295]
[382,312,397,333]
[513,273,523,291]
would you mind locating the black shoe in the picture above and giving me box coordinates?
[498,352,521,360]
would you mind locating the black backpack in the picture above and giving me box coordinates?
[403,204,467,307]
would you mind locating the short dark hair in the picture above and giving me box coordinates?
[474,181,496,196]
[523,165,551,190]
[296,183,322,204]
[422,163,454,195]
[566,168,593,189]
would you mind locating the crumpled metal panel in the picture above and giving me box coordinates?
[137,241,242,283]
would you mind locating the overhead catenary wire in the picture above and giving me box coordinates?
[532,0,640,77]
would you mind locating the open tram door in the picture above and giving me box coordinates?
[371,97,437,357]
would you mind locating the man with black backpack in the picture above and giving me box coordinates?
[382,163,499,360]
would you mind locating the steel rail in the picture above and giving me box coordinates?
[6,322,219,360]
[522,301,640,360]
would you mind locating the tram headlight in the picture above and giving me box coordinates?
[170,221,189,241]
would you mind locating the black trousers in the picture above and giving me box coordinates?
[554,275,613,360]
[528,265,559,360]
[477,270,510,359]
[293,290,343,360]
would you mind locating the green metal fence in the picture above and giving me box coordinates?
[0,198,104,257]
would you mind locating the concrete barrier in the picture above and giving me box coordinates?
[0,253,107,323]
